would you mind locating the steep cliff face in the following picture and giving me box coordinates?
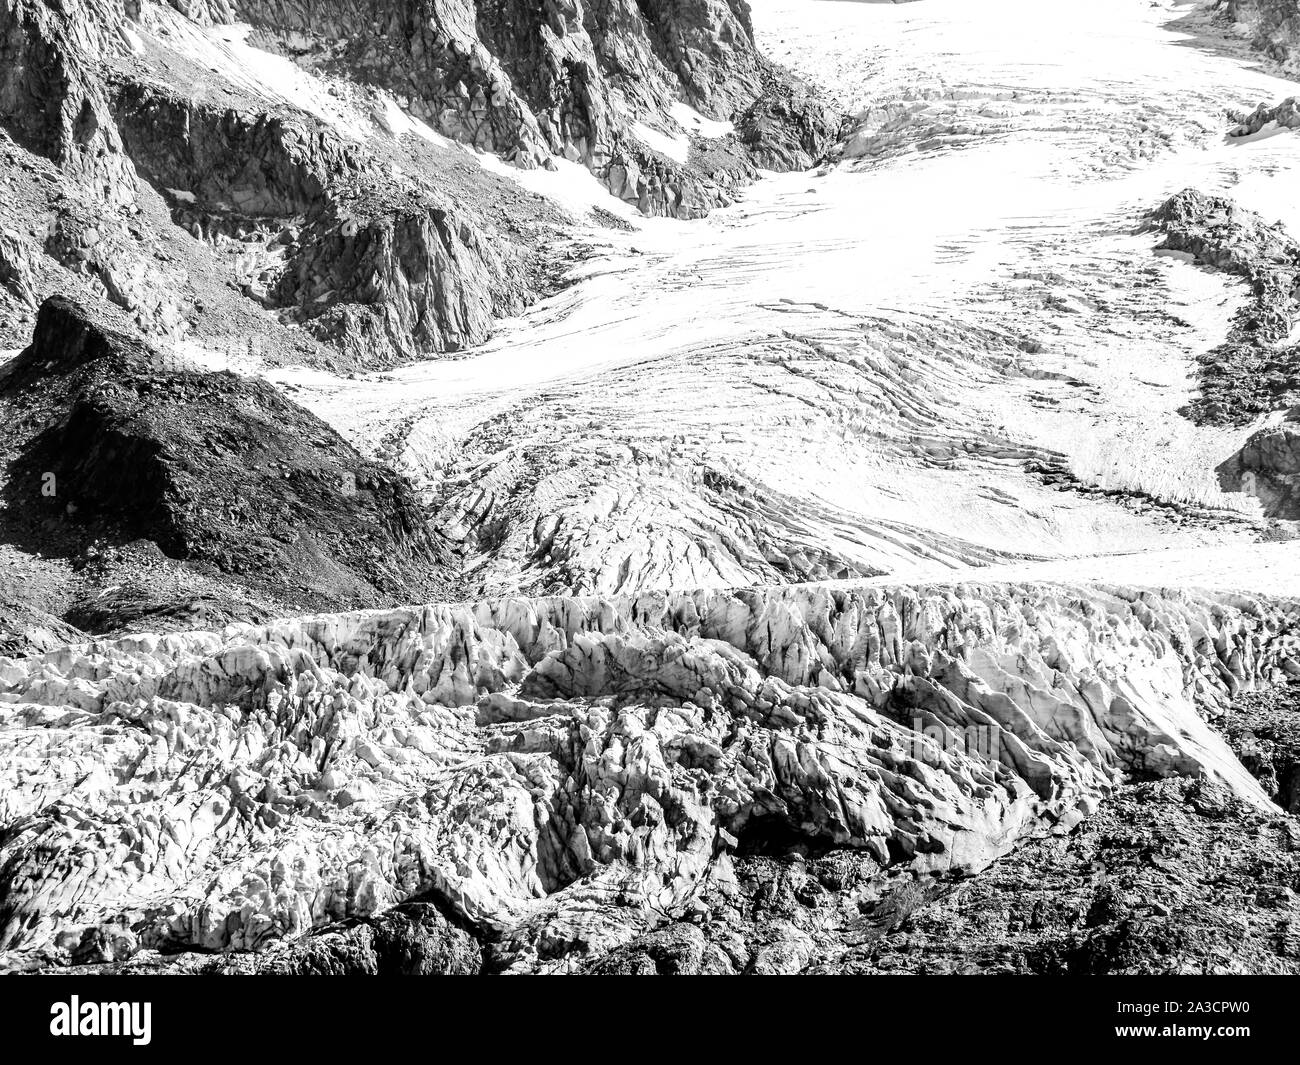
[162,0,839,217]
[0,0,139,205]
[0,0,566,367]
[0,580,1293,971]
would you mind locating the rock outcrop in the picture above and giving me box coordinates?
[0,0,140,206]
[1218,407,1300,519]
[1148,189,1300,520]
[1230,95,1300,136]
[0,0,567,367]
[0,597,84,658]
[1148,188,1300,424]
[110,67,546,363]
[736,67,842,172]
[0,297,454,618]
[1,0,841,367]
[1220,681,1300,813]
[1222,0,1300,74]
[0,579,1293,972]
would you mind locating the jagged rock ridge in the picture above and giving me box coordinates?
[168,0,841,216]
[1222,0,1300,73]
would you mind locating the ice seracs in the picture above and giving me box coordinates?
[1,579,1293,971]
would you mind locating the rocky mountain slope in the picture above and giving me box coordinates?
[1223,0,1300,72]
[0,0,566,364]
[0,0,839,366]
[2,298,453,623]
[169,0,840,211]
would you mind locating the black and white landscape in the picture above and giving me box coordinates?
[1,0,1299,976]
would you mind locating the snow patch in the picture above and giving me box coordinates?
[119,26,144,55]
[171,337,264,375]
[1229,119,1286,144]
[670,101,733,139]
[632,121,689,164]
[475,151,643,223]
[144,12,372,142]
[374,94,460,150]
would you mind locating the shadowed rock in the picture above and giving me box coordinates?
[1223,0,1300,74]
[1218,407,1300,518]
[0,297,454,614]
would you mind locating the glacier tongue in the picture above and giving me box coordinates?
[1,579,1293,971]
